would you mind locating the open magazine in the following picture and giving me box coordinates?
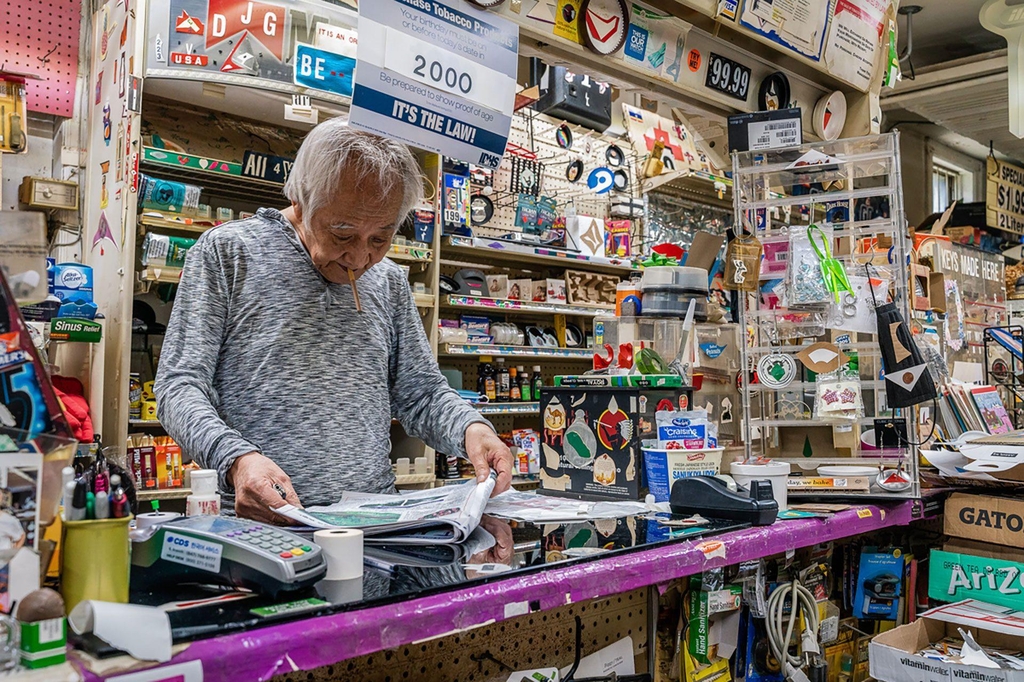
[272,472,495,545]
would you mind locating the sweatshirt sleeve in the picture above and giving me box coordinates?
[154,236,260,491]
[388,274,492,456]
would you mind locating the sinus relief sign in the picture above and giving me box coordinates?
[350,0,518,169]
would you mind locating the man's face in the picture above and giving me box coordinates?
[297,175,404,284]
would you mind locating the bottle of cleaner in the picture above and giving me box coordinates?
[518,366,532,401]
[479,357,496,401]
[509,367,521,401]
[187,470,221,516]
[496,358,510,402]
[532,366,544,398]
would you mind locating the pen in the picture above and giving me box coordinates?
[94,490,109,520]
[61,467,74,507]
[67,480,87,521]
[85,491,95,520]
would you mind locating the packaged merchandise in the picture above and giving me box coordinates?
[655,409,718,450]
[187,470,221,516]
[51,263,93,303]
[141,233,196,269]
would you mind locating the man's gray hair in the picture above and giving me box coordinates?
[284,118,423,228]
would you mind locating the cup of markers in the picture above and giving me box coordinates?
[59,460,133,613]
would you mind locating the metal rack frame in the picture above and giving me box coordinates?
[733,132,919,499]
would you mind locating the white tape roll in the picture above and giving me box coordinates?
[313,528,364,581]
[134,511,181,530]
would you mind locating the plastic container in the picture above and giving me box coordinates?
[187,469,221,516]
[643,447,725,502]
[61,514,133,613]
[640,287,708,320]
[641,266,708,290]
[615,281,640,316]
[729,461,791,510]
[637,318,683,363]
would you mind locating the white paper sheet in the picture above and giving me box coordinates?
[68,601,172,662]
[484,490,649,523]
[823,0,887,90]
[560,637,635,678]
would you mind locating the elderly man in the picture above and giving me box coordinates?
[155,120,513,523]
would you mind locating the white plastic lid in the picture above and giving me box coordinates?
[190,469,218,495]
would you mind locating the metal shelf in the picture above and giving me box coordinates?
[137,488,191,502]
[141,147,288,207]
[440,344,593,360]
[128,419,162,427]
[139,268,182,284]
[442,236,636,275]
[389,244,433,263]
[442,295,613,317]
[139,213,217,235]
[413,293,436,308]
[643,170,733,209]
[473,402,540,415]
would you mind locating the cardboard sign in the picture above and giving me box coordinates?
[930,549,1024,612]
[349,0,518,169]
[945,493,1024,549]
[988,156,1024,234]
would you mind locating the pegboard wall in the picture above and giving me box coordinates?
[471,108,644,253]
[270,587,649,682]
[1,0,82,117]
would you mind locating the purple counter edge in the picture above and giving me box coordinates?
[74,499,924,682]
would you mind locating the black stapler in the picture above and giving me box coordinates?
[669,476,779,526]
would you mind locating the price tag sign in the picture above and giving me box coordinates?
[241,150,295,184]
[727,108,803,153]
[704,52,751,102]
[350,0,519,169]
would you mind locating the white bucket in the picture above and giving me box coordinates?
[729,461,792,511]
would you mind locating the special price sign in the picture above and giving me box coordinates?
[987,156,1024,234]
[350,0,518,169]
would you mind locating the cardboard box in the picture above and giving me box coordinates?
[945,493,1024,549]
[929,549,1024,611]
[870,599,1024,682]
[507,279,531,301]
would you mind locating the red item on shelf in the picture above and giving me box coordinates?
[50,375,93,443]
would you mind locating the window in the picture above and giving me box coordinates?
[932,160,974,214]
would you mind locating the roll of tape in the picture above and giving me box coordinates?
[134,511,181,530]
[313,528,364,581]
[635,347,669,375]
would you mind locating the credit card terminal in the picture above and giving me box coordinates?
[131,516,327,596]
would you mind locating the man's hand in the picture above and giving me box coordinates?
[227,452,302,524]
[464,422,513,495]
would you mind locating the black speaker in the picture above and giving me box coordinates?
[534,64,612,132]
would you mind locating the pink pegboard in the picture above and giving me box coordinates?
[1,0,82,117]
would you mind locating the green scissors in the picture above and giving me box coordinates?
[808,224,853,302]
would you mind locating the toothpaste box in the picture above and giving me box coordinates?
[51,264,93,304]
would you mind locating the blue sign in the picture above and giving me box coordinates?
[625,25,648,62]
[699,343,726,359]
[587,167,615,194]
[293,44,355,98]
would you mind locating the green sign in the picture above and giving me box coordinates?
[250,597,328,618]
[143,147,245,178]
[929,549,1024,611]
[49,318,101,343]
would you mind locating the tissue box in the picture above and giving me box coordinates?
[20,618,65,668]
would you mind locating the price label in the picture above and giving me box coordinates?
[748,118,800,150]
[241,150,295,184]
[382,28,515,114]
[705,52,751,101]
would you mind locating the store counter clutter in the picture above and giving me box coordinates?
[65,488,930,681]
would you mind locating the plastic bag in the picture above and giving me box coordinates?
[787,223,832,307]
[813,368,864,425]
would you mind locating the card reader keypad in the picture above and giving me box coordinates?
[224,525,315,560]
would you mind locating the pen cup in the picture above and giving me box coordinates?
[60,515,132,614]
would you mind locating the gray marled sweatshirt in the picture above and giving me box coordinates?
[155,208,488,506]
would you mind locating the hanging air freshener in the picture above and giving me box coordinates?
[757,350,797,389]
[724,233,763,291]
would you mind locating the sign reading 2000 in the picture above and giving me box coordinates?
[349,0,519,169]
